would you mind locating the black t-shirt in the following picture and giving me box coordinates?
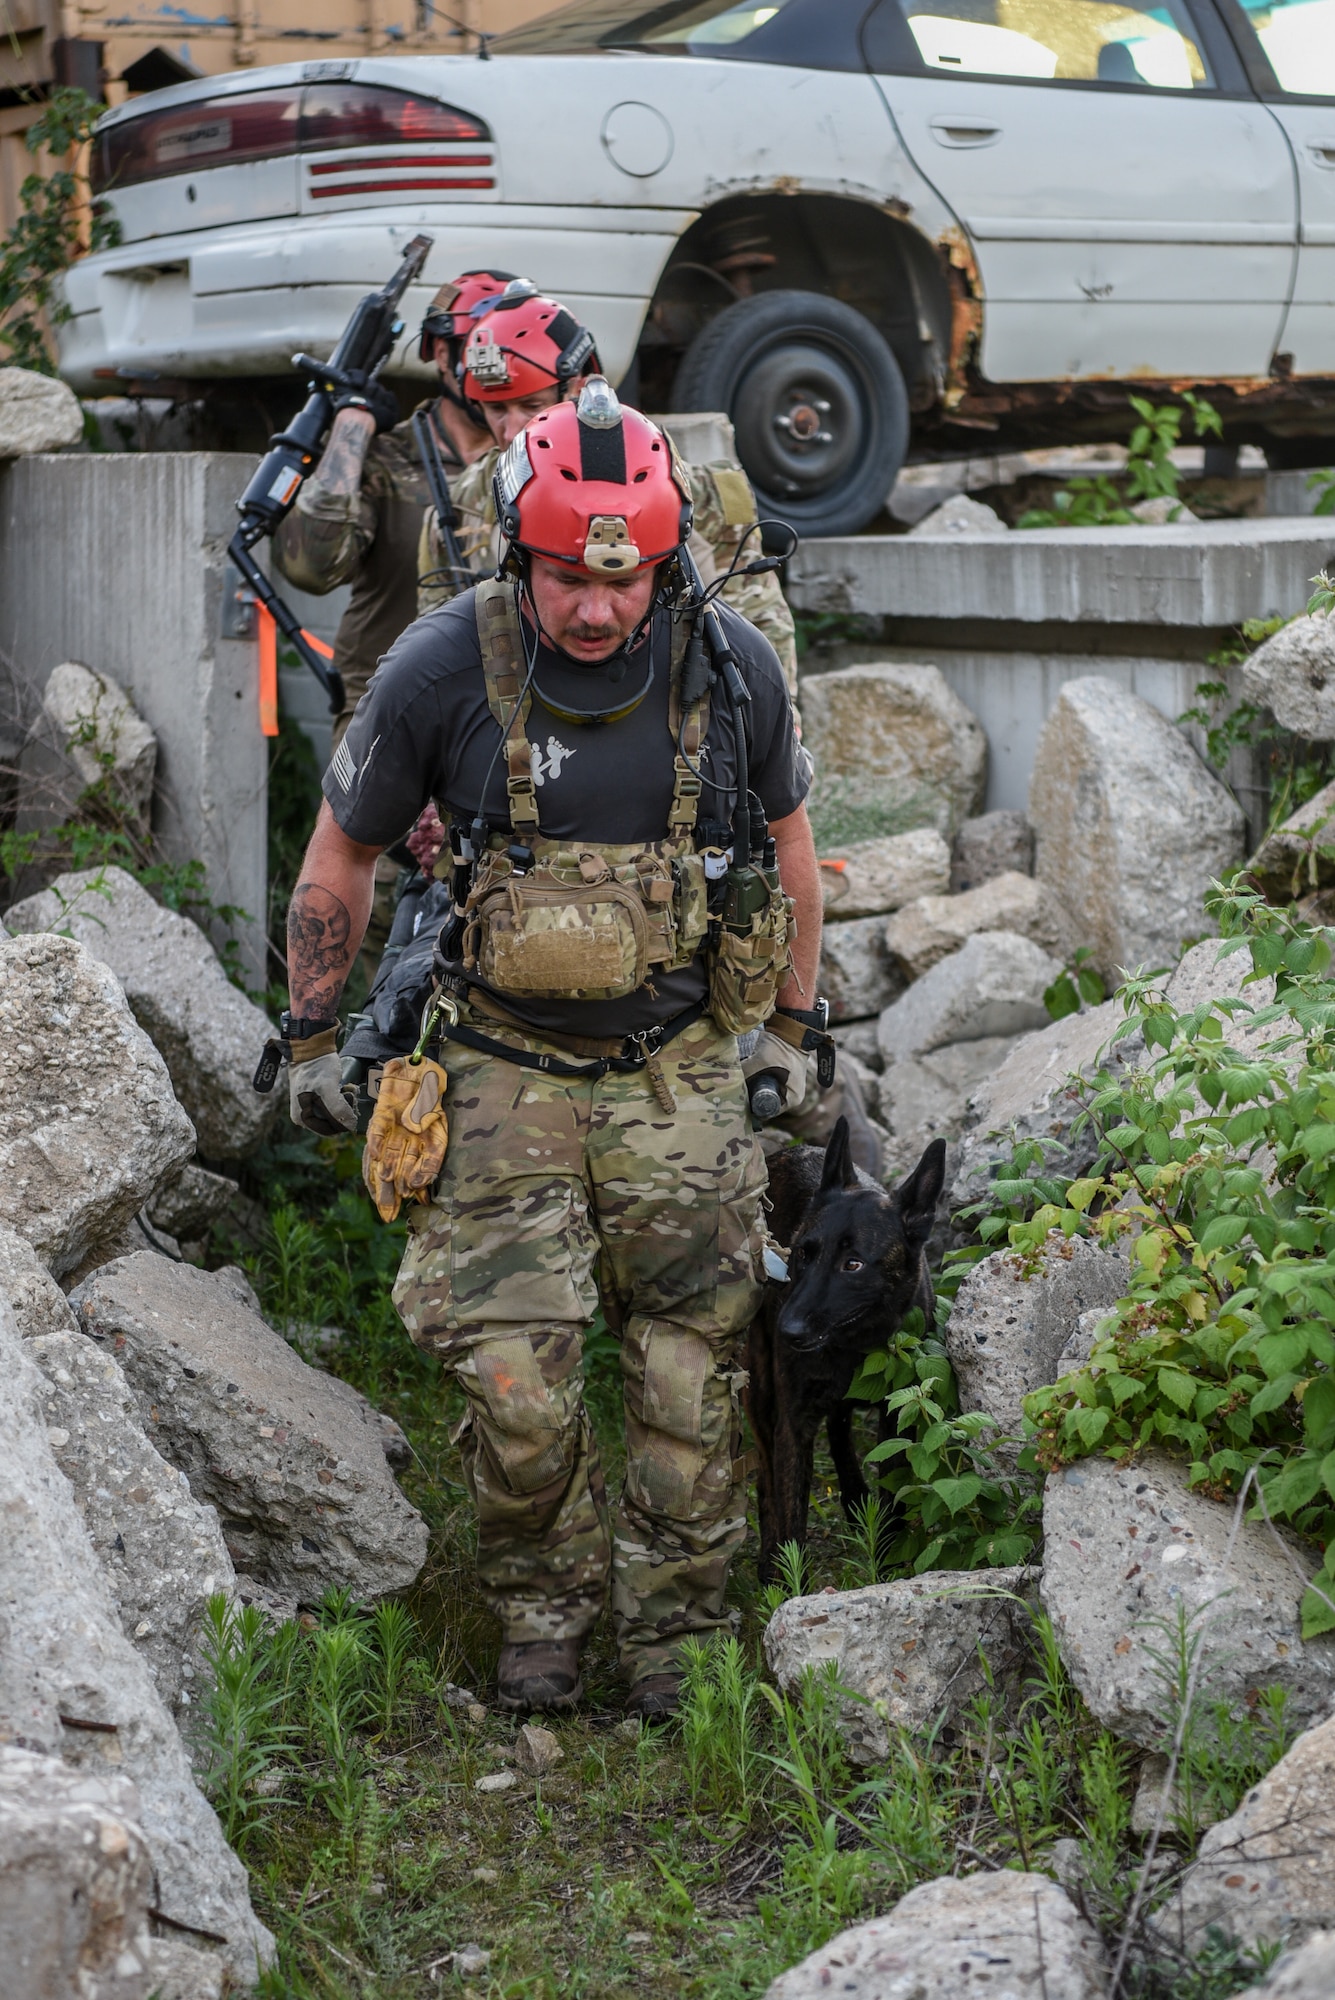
[324,586,809,1037]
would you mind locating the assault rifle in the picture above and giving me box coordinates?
[228,232,434,714]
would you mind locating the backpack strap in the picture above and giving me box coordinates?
[667,610,711,838]
[475,577,540,836]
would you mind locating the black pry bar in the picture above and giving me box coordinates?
[412,407,477,595]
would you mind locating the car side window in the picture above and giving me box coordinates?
[1231,0,1335,95]
[870,0,1214,87]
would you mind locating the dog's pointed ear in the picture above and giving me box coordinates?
[821,1115,858,1192]
[897,1136,947,1246]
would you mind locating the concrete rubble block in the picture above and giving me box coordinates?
[879,1032,1029,1139]
[945,1236,1131,1443]
[0,933,195,1279]
[1248,776,1335,900]
[800,662,987,839]
[1159,1715,1335,1960]
[36,663,157,834]
[0,1218,79,1338]
[28,1327,237,1714]
[950,998,1139,1213]
[1242,615,1335,741]
[0,1743,154,2000]
[147,1162,239,1243]
[876,930,1061,1067]
[0,1302,272,1985]
[5,868,277,1161]
[764,1871,1110,1999]
[73,1252,429,1606]
[1235,1931,1335,2000]
[1029,677,1247,980]
[951,808,1035,893]
[144,1939,226,2000]
[884,870,1077,984]
[907,492,1009,536]
[1041,1452,1335,1751]
[819,912,903,1023]
[0,366,83,456]
[818,827,951,921]
[764,1568,1036,1765]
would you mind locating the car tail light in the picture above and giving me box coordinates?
[91,84,491,194]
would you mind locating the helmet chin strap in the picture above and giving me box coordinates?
[515,567,660,724]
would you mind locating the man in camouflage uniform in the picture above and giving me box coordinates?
[270,271,518,985]
[418,288,799,701]
[279,381,820,1719]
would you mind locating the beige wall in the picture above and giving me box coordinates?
[1,0,560,235]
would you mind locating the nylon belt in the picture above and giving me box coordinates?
[433,997,710,1080]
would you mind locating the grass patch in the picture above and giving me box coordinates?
[195,1161,1292,1999]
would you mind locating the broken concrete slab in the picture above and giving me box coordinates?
[0,1300,271,1984]
[0,367,83,457]
[818,827,951,922]
[0,1743,154,2000]
[1159,1715,1335,1960]
[764,1568,1036,1765]
[0,933,195,1278]
[1041,1452,1335,1751]
[801,662,987,839]
[945,1236,1131,1444]
[877,931,1060,1066]
[883,870,1076,983]
[1029,678,1246,981]
[28,1327,236,1714]
[5,868,277,1161]
[765,1871,1110,1999]
[72,1253,427,1607]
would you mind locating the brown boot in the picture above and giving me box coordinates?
[625,1672,684,1723]
[496,1639,583,1713]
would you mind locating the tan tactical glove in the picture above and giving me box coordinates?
[288,1032,357,1136]
[362,1056,449,1224]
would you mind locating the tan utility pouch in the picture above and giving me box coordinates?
[467,868,651,1001]
[708,880,797,1036]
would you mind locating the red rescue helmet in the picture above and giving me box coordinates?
[460,290,600,403]
[494,377,693,575]
[417,269,524,363]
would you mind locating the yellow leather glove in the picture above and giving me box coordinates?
[362,1056,449,1224]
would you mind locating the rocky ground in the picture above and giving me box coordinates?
[8,525,1335,1996]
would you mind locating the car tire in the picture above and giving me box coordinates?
[671,289,909,538]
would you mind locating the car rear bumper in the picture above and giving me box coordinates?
[57,206,694,393]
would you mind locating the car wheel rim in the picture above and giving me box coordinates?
[729,336,871,503]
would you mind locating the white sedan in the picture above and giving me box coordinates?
[60,0,1335,533]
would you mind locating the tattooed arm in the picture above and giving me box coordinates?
[287,801,382,1019]
[272,407,379,593]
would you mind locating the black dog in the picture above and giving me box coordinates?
[745,1118,947,1583]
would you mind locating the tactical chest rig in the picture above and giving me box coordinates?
[459,577,712,1002]
[434,577,793,1067]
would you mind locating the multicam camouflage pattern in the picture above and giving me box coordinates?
[392,1014,766,1681]
[417,448,800,699]
[272,408,437,741]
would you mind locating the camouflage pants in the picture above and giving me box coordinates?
[392,1016,766,1684]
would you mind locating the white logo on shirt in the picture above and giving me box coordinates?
[532,735,577,787]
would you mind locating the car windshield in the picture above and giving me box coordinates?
[491,0,805,54]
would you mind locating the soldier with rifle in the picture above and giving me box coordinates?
[275,379,824,1721]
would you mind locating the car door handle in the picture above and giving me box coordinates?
[929,115,1002,147]
[1309,142,1335,169]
